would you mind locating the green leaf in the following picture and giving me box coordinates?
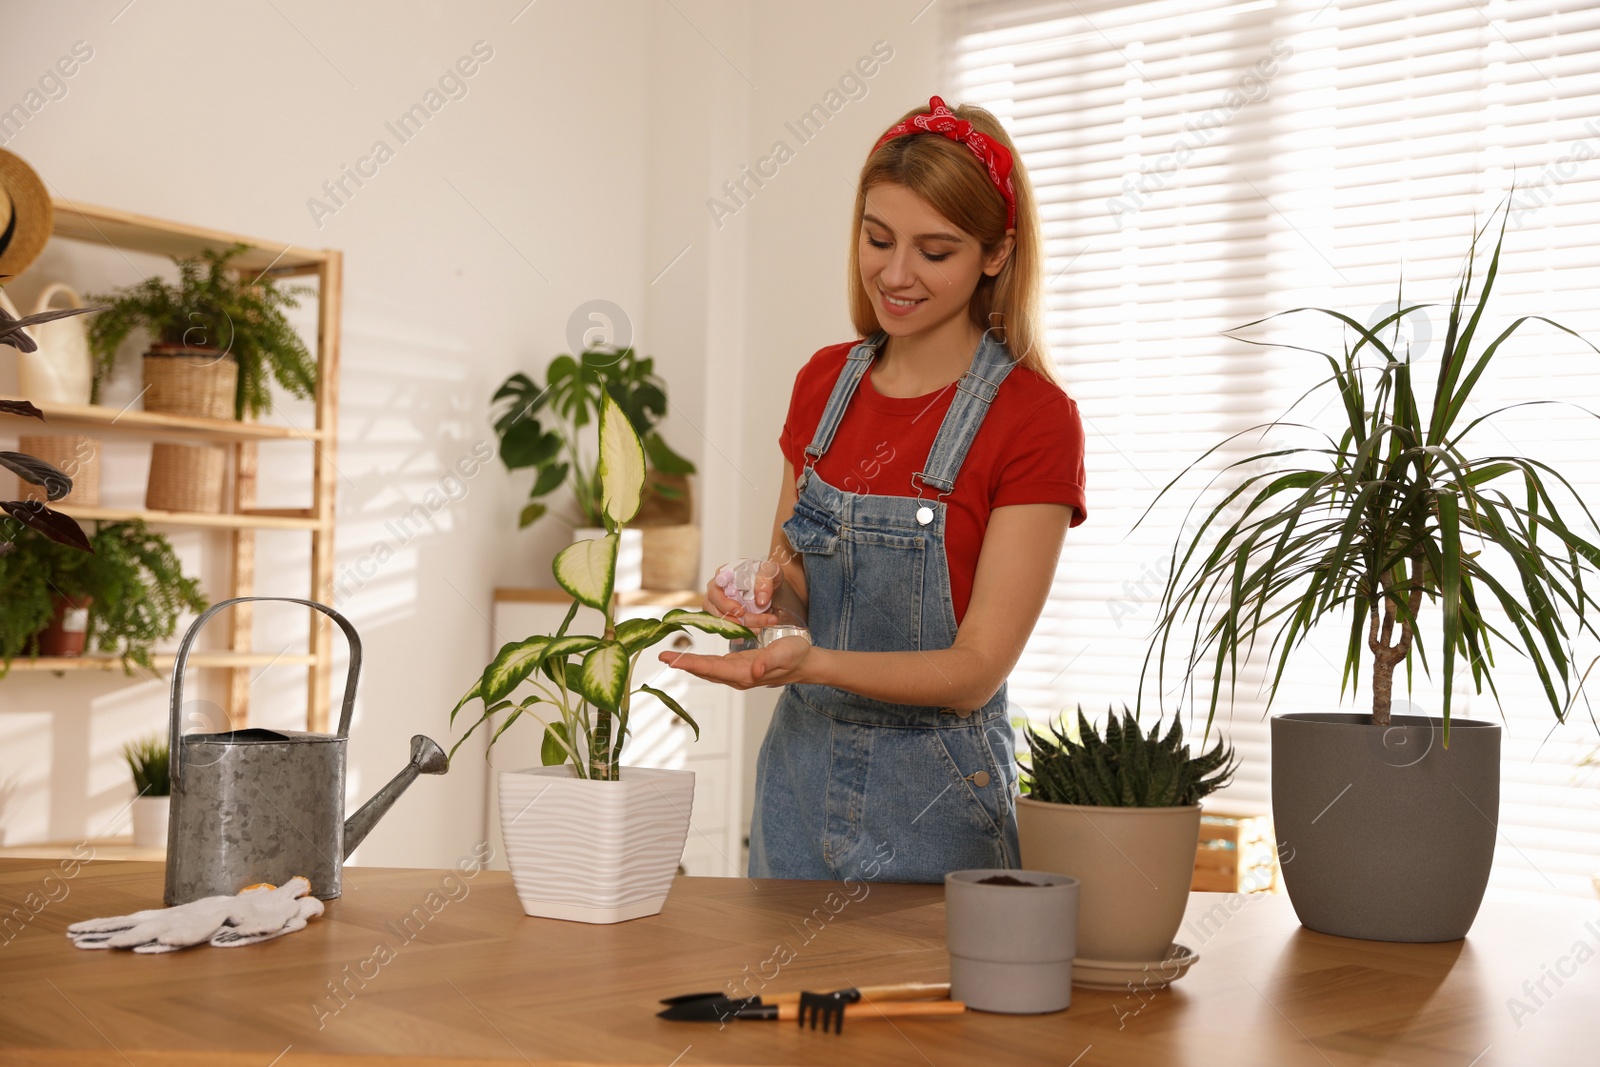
[518,502,548,528]
[480,638,552,703]
[615,617,679,654]
[598,393,646,527]
[541,721,571,766]
[499,421,561,469]
[449,674,484,725]
[661,609,755,640]
[640,683,699,741]
[644,432,696,475]
[579,640,629,711]
[553,534,617,610]
[529,462,568,498]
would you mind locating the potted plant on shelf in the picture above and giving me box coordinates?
[123,735,170,848]
[1144,200,1600,942]
[450,394,750,923]
[492,346,699,590]
[85,243,317,513]
[0,520,206,675]
[1017,706,1235,982]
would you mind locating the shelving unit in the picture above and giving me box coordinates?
[2,198,342,729]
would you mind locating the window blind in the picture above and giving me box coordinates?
[948,0,1600,902]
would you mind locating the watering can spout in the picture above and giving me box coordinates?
[343,735,450,859]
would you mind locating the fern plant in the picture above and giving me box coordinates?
[1025,706,1237,807]
[451,394,748,780]
[123,735,171,797]
[86,242,317,419]
[3,521,208,672]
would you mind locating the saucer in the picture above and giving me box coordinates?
[1071,942,1199,990]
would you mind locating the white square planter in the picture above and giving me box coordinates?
[498,764,694,923]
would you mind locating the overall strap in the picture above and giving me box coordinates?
[913,332,1019,496]
[801,333,885,475]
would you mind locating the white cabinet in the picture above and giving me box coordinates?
[484,589,747,878]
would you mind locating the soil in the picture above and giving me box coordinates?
[975,874,1042,887]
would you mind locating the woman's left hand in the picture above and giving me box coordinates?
[657,635,813,690]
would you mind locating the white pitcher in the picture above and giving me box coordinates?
[1,282,94,405]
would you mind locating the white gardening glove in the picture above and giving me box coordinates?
[210,880,324,948]
[67,877,322,954]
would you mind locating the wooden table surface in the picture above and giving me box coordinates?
[1,858,1596,1066]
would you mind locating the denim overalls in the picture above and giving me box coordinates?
[748,331,1023,883]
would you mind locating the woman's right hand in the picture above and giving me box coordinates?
[704,560,785,630]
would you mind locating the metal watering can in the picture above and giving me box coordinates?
[164,597,449,905]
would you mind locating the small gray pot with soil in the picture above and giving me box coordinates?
[944,868,1079,1014]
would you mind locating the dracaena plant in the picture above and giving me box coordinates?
[449,393,749,780]
[1142,198,1600,741]
[1024,706,1237,807]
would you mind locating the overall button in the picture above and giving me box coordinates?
[966,770,991,788]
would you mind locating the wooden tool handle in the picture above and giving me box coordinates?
[777,1000,966,1021]
[768,981,952,1006]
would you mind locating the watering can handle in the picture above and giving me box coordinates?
[168,597,363,787]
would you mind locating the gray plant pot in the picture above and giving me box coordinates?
[1271,712,1500,942]
[944,869,1078,1014]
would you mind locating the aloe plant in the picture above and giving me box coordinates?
[450,394,751,780]
[1025,706,1236,807]
[1143,197,1600,740]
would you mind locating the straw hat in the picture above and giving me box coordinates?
[0,149,54,281]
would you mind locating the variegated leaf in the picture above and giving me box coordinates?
[579,640,629,711]
[598,393,645,526]
[640,684,699,741]
[553,534,617,610]
[661,609,756,640]
[480,637,551,703]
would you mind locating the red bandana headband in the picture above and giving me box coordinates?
[872,95,1017,230]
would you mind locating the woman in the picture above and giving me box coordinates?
[663,97,1087,883]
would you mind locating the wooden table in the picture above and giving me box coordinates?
[1,859,1595,1065]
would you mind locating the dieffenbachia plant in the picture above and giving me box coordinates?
[1141,197,1600,741]
[449,394,752,780]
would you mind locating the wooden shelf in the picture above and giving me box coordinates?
[1,198,344,730]
[53,504,324,532]
[6,652,320,673]
[0,396,321,445]
[49,198,329,276]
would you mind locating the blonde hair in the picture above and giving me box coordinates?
[847,100,1054,380]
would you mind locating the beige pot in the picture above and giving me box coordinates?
[1016,797,1201,962]
[640,523,700,591]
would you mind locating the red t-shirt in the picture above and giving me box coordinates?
[779,341,1087,624]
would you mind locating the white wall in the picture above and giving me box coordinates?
[0,0,948,869]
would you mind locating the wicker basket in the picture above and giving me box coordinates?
[143,346,237,418]
[640,524,701,591]
[16,434,100,506]
[142,347,236,513]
